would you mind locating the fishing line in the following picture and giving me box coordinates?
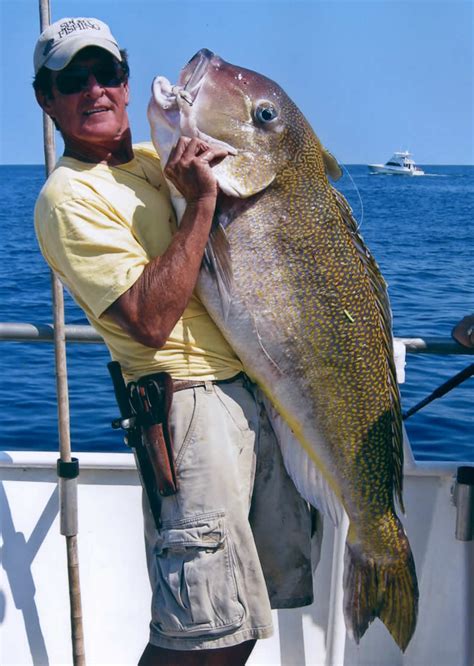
[341,164,364,229]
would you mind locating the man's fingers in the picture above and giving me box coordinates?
[202,146,230,167]
[181,138,227,163]
[163,137,231,200]
[169,137,230,164]
[167,136,192,165]
[172,137,205,159]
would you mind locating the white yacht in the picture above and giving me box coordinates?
[369,151,425,176]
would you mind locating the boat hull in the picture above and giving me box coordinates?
[1,446,472,665]
[368,164,425,176]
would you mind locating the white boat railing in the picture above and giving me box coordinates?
[1,322,473,354]
[0,322,103,343]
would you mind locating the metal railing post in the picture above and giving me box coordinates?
[38,2,85,664]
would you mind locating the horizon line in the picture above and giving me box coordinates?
[1,162,473,168]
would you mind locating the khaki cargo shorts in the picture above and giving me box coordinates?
[141,375,316,651]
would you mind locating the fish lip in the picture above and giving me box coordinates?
[149,49,214,111]
[179,48,215,96]
[175,49,238,154]
[148,49,238,157]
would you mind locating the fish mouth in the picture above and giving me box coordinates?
[150,49,237,155]
[150,48,214,112]
[180,48,214,94]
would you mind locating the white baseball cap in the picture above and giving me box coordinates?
[34,17,122,74]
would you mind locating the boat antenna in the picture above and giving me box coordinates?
[38,2,85,664]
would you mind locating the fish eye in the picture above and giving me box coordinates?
[255,102,278,123]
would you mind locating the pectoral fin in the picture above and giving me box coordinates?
[203,222,233,320]
[262,394,345,527]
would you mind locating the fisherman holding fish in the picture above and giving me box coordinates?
[33,17,316,665]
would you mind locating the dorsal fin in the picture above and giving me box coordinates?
[322,148,343,181]
[331,186,404,511]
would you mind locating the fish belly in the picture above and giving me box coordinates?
[197,210,388,519]
[197,259,352,526]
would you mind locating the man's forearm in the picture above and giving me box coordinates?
[106,195,216,347]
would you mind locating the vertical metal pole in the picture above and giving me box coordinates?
[326,513,349,666]
[38,2,85,664]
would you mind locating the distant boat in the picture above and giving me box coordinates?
[368,151,425,176]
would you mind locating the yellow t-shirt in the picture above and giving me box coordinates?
[34,142,243,381]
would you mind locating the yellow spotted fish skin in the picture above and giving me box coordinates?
[149,49,418,651]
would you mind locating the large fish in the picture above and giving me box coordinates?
[147,49,418,651]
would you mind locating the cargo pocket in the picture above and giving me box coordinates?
[152,512,245,638]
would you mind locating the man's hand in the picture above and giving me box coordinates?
[164,137,229,204]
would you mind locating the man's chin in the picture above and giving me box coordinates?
[79,120,128,140]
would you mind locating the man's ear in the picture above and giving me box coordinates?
[35,88,54,116]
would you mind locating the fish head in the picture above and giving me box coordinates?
[148,48,316,198]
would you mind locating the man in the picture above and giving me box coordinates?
[33,18,315,665]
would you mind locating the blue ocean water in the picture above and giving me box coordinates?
[0,164,472,460]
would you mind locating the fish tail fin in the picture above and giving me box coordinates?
[343,533,418,651]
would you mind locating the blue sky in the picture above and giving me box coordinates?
[1,0,472,165]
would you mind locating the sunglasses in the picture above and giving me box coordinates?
[55,62,127,95]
